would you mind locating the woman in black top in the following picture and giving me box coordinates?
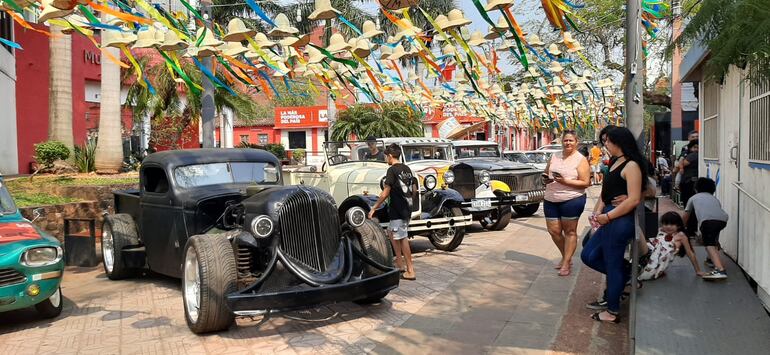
[581,127,647,323]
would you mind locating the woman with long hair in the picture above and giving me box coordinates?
[581,126,648,323]
[543,130,591,276]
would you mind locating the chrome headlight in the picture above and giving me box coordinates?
[250,215,274,238]
[480,170,491,184]
[346,207,367,228]
[424,175,437,191]
[443,170,455,184]
[21,246,62,267]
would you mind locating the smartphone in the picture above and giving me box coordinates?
[552,171,563,178]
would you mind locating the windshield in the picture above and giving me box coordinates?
[324,141,388,166]
[505,153,530,164]
[455,145,500,159]
[0,181,17,214]
[402,145,452,162]
[175,162,279,188]
[524,152,551,164]
[538,145,562,151]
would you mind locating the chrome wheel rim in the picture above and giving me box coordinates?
[432,209,456,245]
[49,288,61,308]
[102,229,114,273]
[184,247,201,323]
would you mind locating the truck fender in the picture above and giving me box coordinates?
[490,180,511,193]
[422,188,465,217]
[338,195,388,223]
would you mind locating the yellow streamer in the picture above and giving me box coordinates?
[134,0,189,41]
[169,52,204,91]
[120,45,146,88]
[244,36,283,73]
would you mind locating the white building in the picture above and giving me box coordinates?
[681,41,770,310]
[0,13,18,175]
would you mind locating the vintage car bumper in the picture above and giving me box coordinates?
[378,214,473,232]
[0,268,63,313]
[226,267,400,313]
[461,189,546,212]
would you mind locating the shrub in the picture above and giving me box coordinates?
[73,139,97,173]
[34,141,70,170]
[292,149,306,164]
[238,142,286,159]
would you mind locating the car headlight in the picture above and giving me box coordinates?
[480,170,491,184]
[443,170,455,184]
[424,175,437,191]
[379,176,386,190]
[21,246,62,267]
[346,207,367,228]
[250,215,273,238]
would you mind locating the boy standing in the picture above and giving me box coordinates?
[684,178,729,280]
[369,144,417,280]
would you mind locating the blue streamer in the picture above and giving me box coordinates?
[562,0,585,9]
[245,0,277,28]
[526,46,548,62]
[440,82,457,94]
[0,37,22,50]
[338,15,362,36]
[257,70,281,98]
[87,22,128,32]
[192,57,237,96]
[144,77,156,95]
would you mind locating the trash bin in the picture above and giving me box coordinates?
[64,218,98,267]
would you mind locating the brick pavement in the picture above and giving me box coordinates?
[0,190,625,354]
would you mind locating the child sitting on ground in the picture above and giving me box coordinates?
[639,212,704,280]
[684,177,730,280]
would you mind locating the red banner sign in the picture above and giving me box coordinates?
[274,106,330,129]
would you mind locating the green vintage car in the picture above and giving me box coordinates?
[0,177,64,318]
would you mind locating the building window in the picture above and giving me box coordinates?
[749,66,770,163]
[240,135,249,144]
[258,134,268,145]
[0,12,12,54]
[702,81,720,160]
[288,131,306,149]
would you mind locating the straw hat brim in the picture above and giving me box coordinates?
[222,30,257,42]
[468,39,487,46]
[224,46,249,57]
[256,40,277,48]
[159,42,188,51]
[132,40,159,49]
[308,8,340,21]
[568,45,585,53]
[484,31,502,40]
[268,27,299,38]
[362,29,384,39]
[485,0,514,11]
[39,7,74,23]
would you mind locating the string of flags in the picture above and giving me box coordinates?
[0,0,634,130]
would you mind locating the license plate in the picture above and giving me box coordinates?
[471,199,492,209]
[515,194,529,202]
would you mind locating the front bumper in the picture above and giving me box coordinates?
[379,214,473,233]
[0,269,62,313]
[461,190,545,212]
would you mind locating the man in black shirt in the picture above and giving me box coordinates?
[364,136,385,161]
[369,143,416,280]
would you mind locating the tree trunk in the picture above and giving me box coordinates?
[94,43,124,173]
[48,25,73,149]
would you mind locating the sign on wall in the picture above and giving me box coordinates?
[274,106,337,129]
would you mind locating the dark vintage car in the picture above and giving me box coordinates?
[102,149,399,334]
[451,141,545,230]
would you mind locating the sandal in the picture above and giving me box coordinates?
[558,265,571,276]
[591,311,620,324]
[401,272,416,281]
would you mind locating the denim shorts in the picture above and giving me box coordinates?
[388,219,409,240]
[543,195,587,221]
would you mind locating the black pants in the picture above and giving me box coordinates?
[701,220,727,247]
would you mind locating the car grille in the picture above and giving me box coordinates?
[450,164,476,200]
[490,172,543,193]
[278,188,341,273]
[0,268,26,288]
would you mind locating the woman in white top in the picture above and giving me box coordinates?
[544,130,591,276]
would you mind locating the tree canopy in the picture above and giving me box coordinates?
[331,102,424,141]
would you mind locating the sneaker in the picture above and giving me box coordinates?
[702,269,728,280]
[586,299,608,310]
[705,258,715,269]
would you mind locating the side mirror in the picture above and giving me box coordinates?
[32,208,44,222]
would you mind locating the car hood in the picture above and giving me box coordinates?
[456,158,531,171]
[0,220,60,261]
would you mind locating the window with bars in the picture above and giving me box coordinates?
[702,81,720,160]
[749,72,770,162]
[1,12,12,54]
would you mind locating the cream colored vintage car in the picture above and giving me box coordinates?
[283,138,472,251]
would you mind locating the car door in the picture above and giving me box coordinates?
[139,165,185,278]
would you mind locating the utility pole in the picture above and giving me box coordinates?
[200,0,216,148]
[625,0,644,353]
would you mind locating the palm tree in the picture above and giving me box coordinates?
[48,25,73,150]
[331,102,424,140]
[94,43,124,173]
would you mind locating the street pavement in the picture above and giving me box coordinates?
[0,188,625,354]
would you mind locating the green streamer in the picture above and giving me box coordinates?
[157,50,201,95]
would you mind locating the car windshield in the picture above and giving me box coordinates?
[174,162,279,188]
[456,145,500,159]
[0,181,17,214]
[402,145,452,162]
[524,152,550,163]
[324,141,388,166]
[505,153,530,164]
[538,145,562,150]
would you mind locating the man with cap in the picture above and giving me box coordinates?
[364,136,385,161]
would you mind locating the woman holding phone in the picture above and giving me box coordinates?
[543,130,592,276]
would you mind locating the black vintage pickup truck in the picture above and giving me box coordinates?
[102,149,399,334]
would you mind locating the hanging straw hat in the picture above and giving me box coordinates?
[195,27,224,57]
[361,20,384,39]
[308,0,340,21]
[132,26,160,49]
[441,44,457,56]
[547,43,562,56]
[280,33,311,48]
[548,61,564,73]
[582,70,593,80]
[394,18,422,40]
[598,78,614,88]
[485,0,514,11]
[567,39,585,53]
[254,32,276,48]
[484,26,502,40]
[269,13,299,38]
[494,17,509,33]
[60,14,89,34]
[467,31,488,46]
[222,18,256,42]
[282,46,300,59]
[526,67,540,78]
[527,34,545,47]
[51,0,85,10]
[160,30,188,51]
[353,38,372,58]
[389,44,407,61]
[443,9,471,31]
[222,41,248,57]
[306,46,326,64]
[379,45,393,60]
[496,39,513,51]
[102,28,136,49]
[38,0,74,23]
[326,33,350,53]
[433,15,450,32]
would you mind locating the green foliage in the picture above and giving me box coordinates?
[34,141,70,169]
[292,148,306,164]
[332,102,424,141]
[73,139,97,173]
[12,193,79,208]
[677,0,770,84]
[252,81,319,121]
[239,142,286,159]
